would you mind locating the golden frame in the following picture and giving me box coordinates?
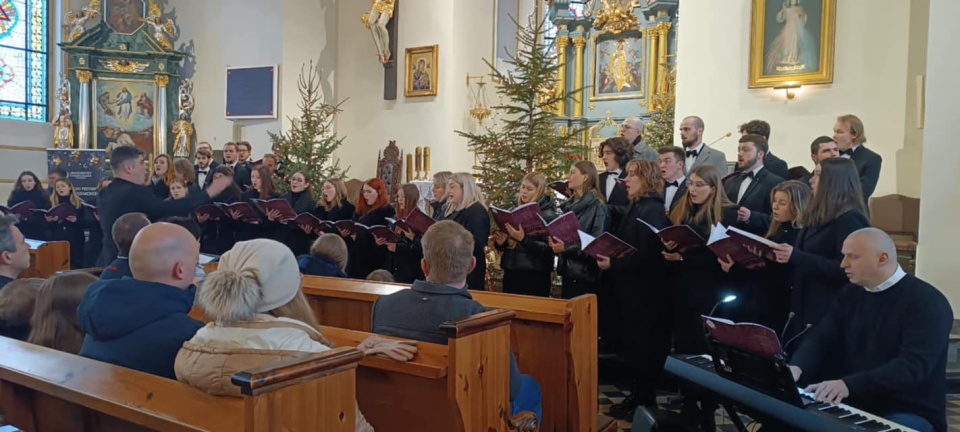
[91,77,160,157]
[749,0,836,88]
[590,29,646,102]
[405,45,439,98]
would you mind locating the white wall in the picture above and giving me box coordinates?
[0,119,53,199]
[675,0,926,198]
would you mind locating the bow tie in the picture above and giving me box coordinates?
[686,150,699,158]
[840,148,854,156]
[607,170,622,176]
[665,181,679,188]
[198,170,208,175]
[742,171,755,179]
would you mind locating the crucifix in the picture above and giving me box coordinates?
[363,0,399,100]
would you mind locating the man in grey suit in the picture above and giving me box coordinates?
[622,117,658,162]
[680,116,728,177]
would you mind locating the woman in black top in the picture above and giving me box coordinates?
[197,166,242,255]
[549,161,610,299]
[429,171,453,220]
[770,158,870,338]
[379,183,425,284]
[309,178,355,246]
[151,154,175,199]
[172,158,202,196]
[442,173,490,290]
[493,172,558,297]
[46,179,88,269]
[230,165,280,242]
[345,178,395,279]
[267,171,316,256]
[82,176,111,268]
[8,171,49,241]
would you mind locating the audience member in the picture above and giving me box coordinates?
[298,233,349,277]
[366,269,395,282]
[100,212,150,280]
[28,271,98,354]
[0,278,42,341]
[0,215,32,287]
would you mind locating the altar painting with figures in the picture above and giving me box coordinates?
[591,31,645,102]
[93,78,157,156]
[103,0,146,35]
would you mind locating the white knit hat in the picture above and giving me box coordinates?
[198,239,302,321]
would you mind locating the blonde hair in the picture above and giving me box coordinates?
[766,180,811,239]
[432,171,454,197]
[421,221,475,285]
[0,278,42,326]
[310,234,348,271]
[518,172,547,205]
[28,272,98,354]
[624,160,663,201]
[173,158,197,184]
[445,172,486,216]
[366,269,395,282]
[50,178,84,208]
[266,293,332,346]
[837,114,867,145]
[319,179,349,211]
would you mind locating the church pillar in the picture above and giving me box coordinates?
[155,75,169,156]
[572,28,586,118]
[657,22,672,94]
[76,70,92,149]
[916,0,960,316]
[646,24,659,109]
[556,32,569,117]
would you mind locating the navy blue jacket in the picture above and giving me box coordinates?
[297,254,347,277]
[78,278,202,380]
[99,257,132,280]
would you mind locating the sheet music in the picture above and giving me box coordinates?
[26,239,46,249]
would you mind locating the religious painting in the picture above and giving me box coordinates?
[405,45,439,98]
[591,31,645,101]
[92,78,157,157]
[103,0,146,35]
[749,0,836,88]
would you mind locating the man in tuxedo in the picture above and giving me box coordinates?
[599,138,631,207]
[222,142,251,190]
[195,142,220,173]
[834,115,882,205]
[724,134,784,233]
[621,117,657,162]
[680,116,728,177]
[96,145,232,266]
[736,120,789,179]
[237,141,252,165]
[194,149,215,189]
[801,136,839,186]
[658,146,687,212]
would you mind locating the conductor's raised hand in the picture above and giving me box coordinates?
[206,175,233,197]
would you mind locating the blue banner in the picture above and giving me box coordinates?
[47,149,107,200]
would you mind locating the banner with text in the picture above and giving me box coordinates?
[47,149,107,200]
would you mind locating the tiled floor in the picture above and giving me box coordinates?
[599,384,960,431]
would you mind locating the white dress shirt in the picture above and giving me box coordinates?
[197,166,210,186]
[685,143,705,173]
[664,176,685,210]
[864,265,906,293]
[736,165,764,203]
[605,169,622,200]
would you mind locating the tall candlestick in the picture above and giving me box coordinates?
[424,147,431,175]
[415,147,423,172]
[406,153,414,183]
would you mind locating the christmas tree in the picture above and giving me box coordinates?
[643,104,675,150]
[269,61,348,199]
[456,16,580,208]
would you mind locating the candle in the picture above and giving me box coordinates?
[424,146,431,174]
[406,153,414,183]
[415,147,423,173]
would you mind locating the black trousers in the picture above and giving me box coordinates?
[560,277,599,300]
[619,282,672,404]
[502,269,552,297]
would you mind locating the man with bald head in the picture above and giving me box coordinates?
[78,223,204,379]
[100,212,150,280]
[789,228,951,432]
[621,117,657,162]
[679,115,727,176]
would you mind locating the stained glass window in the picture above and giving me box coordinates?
[0,0,47,122]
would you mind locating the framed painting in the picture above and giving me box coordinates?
[405,45,439,98]
[92,78,158,157]
[749,0,836,88]
[103,0,146,35]
[591,30,645,102]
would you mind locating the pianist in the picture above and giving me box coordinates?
[789,228,951,432]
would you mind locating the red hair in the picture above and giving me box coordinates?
[356,178,389,217]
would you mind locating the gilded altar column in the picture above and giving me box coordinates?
[556,33,570,117]
[572,31,586,118]
[646,25,660,110]
[76,70,92,149]
[657,22,673,94]
[155,75,169,155]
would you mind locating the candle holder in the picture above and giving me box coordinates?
[424,146,431,178]
[415,147,424,180]
[406,153,414,183]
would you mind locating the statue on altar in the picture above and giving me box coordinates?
[592,0,641,34]
[140,1,178,51]
[173,79,196,157]
[361,0,396,64]
[64,0,101,42]
[52,73,73,149]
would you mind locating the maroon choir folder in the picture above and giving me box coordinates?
[546,212,582,245]
[251,198,297,221]
[194,204,225,220]
[290,213,325,231]
[638,218,706,253]
[706,223,778,265]
[489,202,549,237]
[548,181,573,198]
[0,201,36,219]
[217,202,261,223]
[390,207,435,236]
[580,232,637,259]
[702,316,782,357]
[367,224,402,243]
[31,203,78,220]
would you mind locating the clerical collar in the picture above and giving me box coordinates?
[687,143,704,155]
[864,265,906,293]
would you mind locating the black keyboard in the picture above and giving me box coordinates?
[665,355,915,432]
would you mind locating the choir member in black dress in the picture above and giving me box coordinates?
[167,178,189,201]
[151,154,175,199]
[229,166,280,242]
[834,114,882,205]
[266,171,316,256]
[430,171,453,220]
[197,166,242,255]
[345,178,395,279]
[314,178,356,222]
[441,173,490,290]
[770,157,870,339]
[8,171,50,241]
[719,180,811,332]
[600,160,672,418]
[82,177,111,268]
[46,179,88,269]
[492,172,558,297]
[549,161,610,299]
[172,158,202,196]
[378,183,424,284]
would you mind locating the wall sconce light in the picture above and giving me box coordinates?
[466,74,493,126]
[773,83,802,100]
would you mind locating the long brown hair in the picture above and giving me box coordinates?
[397,183,421,219]
[172,157,197,184]
[571,161,605,203]
[624,159,663,201]
[28,272,97,354]
[669,165,732,227]
[0,278,42,330]
[154,154,177,185]
[765,180,811,238]
[797,158,866,227]
[253,166,279,199]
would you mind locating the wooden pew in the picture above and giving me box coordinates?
[20,239,70,279]
[300,276,598,432]
[0,337,363,431]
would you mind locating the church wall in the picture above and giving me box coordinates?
[0,120,53,200]
[675,0,925,198]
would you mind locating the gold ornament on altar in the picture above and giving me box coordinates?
[141,1,178,51]
[52,73,74,149]
[100,59,150,74]
[64,0,101,42]
[592,0,640,34]
[173,79,196,157]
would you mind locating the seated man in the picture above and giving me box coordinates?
[78,223,204,380]
[372,221,542,422]
[790,228,952,432]
[0,215,31,288]
[100,212,150,280]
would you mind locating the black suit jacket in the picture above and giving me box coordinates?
[849,146,882,204]
[96,178,212,265]
[222,162,251,191]
[667,179,687,212]
[194,161,218,189]
[734,152,789,180]
[724,168,784,213]
[599,170,628,206]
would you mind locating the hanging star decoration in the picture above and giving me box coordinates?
[52,156,63,166]
[90,155,101,166]
[0,0,18,40]
[71,151,81,160]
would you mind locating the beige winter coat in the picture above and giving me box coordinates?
[174,315,373,432]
